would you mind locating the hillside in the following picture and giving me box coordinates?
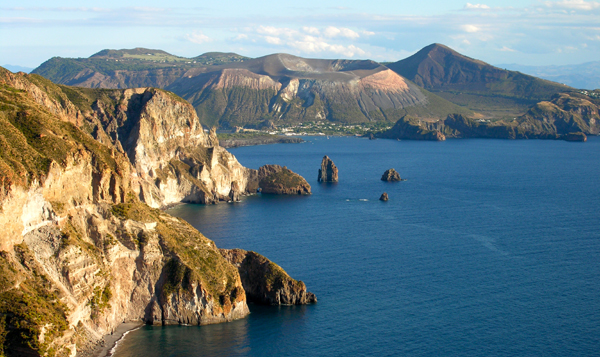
[376,90,600,141]
[386,43,572,118]
[32,49,473,128]
[0,67,315,356]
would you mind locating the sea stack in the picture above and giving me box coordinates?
[318,156,339,182]
[381,168,402,181]
[380,192,389,201]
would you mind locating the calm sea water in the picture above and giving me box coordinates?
[115,136,600,356]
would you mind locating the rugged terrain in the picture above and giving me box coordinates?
[387,43,572,118]
[377,90,600,141]
[0,67,314,356]
[220,249,316,305]
[32,49,472,128]
[257,165,311,195]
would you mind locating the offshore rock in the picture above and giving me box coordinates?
[381,169,402,182]
[219,249,317,305]
[562,132,587,142]
[318,156,339,182]
[380,192,389,201]
[257,165,311,195]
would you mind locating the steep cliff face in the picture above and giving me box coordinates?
[0,73,251,356]
[219,249,316,305]
[0,68,254,208]
[0,67,315,356]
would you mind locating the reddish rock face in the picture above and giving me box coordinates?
[380,192,389,201]
[318,156,338,182]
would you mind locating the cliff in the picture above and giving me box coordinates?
[0,67,313,356]
[219,249,316,305]
[0,68,255,208]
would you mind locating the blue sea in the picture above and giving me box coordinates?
[114,136,600,356]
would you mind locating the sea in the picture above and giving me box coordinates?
[113,136,600,356]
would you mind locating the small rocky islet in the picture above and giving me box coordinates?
[318,155,339,182]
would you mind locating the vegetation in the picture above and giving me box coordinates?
[110,201,240,304]
[33,49,249,83]
[260,168,305,188]
[0,247,69,357]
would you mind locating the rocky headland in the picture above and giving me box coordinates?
[257,165,311,195]
[219,249,316,305]
[318,156,339,182]
[0,67,314,357]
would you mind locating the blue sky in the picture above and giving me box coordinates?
[2,0,600,68]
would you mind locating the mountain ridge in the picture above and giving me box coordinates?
[31,48,474,128]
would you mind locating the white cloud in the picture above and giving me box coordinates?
[257,25,298,38]
[265,36,282,45]
[233,34,248,40]
[289,35,365,57]
[302,26,320,35]
[461,24,480,33]
[545,0,600,10]
[323,26,360,39]
[464,3,491,9]
[185,31,211,44]
[499,46,516,52]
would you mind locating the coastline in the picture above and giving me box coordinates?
[87,322,144,357]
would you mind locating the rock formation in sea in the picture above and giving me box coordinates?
[381,169,402,181]
[0,67,314,356]
[562,132,587,142]
[318,156,339,182]
[379,193,389,201]
[257,165,311,195]
[219,249,317,305]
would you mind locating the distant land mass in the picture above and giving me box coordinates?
[31,44,599,141]
[386,43,571,119]
[497,61,600,91]
[32,47,475,128]
[2,64,33,73]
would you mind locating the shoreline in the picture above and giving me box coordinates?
[89,322,144,357]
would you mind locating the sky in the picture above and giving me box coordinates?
[2,0,600,69]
